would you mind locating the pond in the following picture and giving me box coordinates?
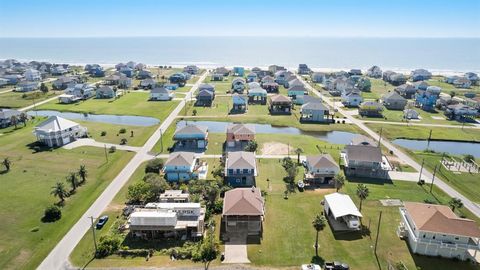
[28,110,160,127]
[177,120,357,145]
[393,139,480,158]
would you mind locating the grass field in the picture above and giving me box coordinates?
[366,123,480,142]
[0,119,135,270]
[0,90,62,108]
[428,76,480,95]
[36,91,180,120]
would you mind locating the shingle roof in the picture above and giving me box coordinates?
[0,109,21,120]
[302,101,328,111]
[404,202,480,238]
[151,87,169,94]
[174,124,208,136]
[226,151,256,170]
[270,94,291,103]
[222,187,264,216]
[227,123,255,135]
[165,152,196,167]
[345,145,382,163]
[307,154,338,169]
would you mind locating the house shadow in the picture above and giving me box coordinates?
[121,233,188,251]
[346,176,393,186]
[26,141,54,153]
[219,220,263,245]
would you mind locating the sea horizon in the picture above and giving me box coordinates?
[1,36,479,73]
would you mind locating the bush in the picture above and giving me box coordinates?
[211,199,223,214]
[120,138,128,145]
[244,140,258,152]
[464,154,475,164]
[96,234,122,258]
[127,181,155,204]
[42,205,62,222]
[109,146,116,153]
[101,131,107,136]
[145,158,164,174]
[119,128,127,134]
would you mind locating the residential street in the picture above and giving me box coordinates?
[297,74,480,217]
[37,71,208,270]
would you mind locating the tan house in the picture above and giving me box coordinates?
[222,187,265,236]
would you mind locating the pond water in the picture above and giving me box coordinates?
[393,139,480,158]
[28,110,160,127]
[177,120,357,145]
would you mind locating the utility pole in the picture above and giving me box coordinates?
[377,127,383,147]
[374,211,382,255]
[104,144,108,163]
[430,164,438,193]
[89,216,98,254]
[418,159,425,182]
[426,129,432,151]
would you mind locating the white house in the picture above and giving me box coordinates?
[34,116,87,147]
[304,154,340,184]
[24,69,41,81]
[150,87,174,101]
[398,202,480,261]
[324,193,362,230]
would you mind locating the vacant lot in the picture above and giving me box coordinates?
[0,90,61,108]
[0,119,134,270]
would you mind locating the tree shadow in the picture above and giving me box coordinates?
[310,255,325,265]
[0,169,8,175]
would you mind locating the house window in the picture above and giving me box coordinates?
[243,169,249,174]
[422,234,425,238]
[228,169,234,175]
[236,169,240,174]
[432,236,435,240]
[455,237,459,240]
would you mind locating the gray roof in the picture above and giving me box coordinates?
[382,91,406,102]
[307,154,338,169]
[270,94,291,103]
[302,101,328,111]
[345,145,382,163]
[197,89,214,97]
[226,151,256,170]
[227,123,255,135]
[174,124,208,136]
[165,152,196,167]
[151,87,169,94]
[0,109,21,120]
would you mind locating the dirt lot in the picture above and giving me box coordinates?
[261,142,291,155]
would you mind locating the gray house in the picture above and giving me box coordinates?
[300,100,330,123]
[96,86,115,99]
[225,151,257,187]
[343,145,388,179]
[0,109,23,128]
[382,92,407,110]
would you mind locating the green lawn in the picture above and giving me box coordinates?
[247,159,479,270]
[0,90,62,108]
[366,123,480,142]
[428,76,480,95]
[37,91,180,121]
[80,120,158,147]
[0,119,135,270]
[406,150,480,204]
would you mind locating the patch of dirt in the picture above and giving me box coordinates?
[261,142,291,155]
[309,188,336,194]
[6,249,31,270]
[105,202,125,212]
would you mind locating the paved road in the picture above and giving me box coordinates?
[63,138,142,152]
[361,119,480,129]
[297,74,480,217]
[38,71,209,270]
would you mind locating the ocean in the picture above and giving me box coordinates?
[0,37,479,72]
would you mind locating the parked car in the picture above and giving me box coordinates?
[324,261,349,270]
[96,215,109,229]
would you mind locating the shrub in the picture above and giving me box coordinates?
[464,154,475,164]
[42,205,62,222]
[192,109,197,116]
[145,158,164,174]
[119,128,127,134]
[127,181,155,204]
[101,131,107,136]
[244,140,258,152]
[96,234,122,258]
[120,138,128,145]
[109,146,116,153]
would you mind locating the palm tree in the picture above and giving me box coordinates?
[294,148,303,164]
[448,198,463,212]
[356,184,369,211]
[67,172,79,191]
[2,157,11,171]
[10,115,18,129]
[19,112,28,127]
[312,214,327,256]
[334,174,345,192]
[51,181,68,202]
[78,165,87,184]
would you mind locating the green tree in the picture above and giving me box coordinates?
[294,147,303,164]
[448,198,463,212]
[96,234,122,258]
[51,181,68,202]
[19,112,28,127]
[144,173,169,196]
[334,173,345,192]
[356,184,370,211]
[10,115,18,129]
[145,158,164,174]
[312,214,327,256]
[464,154,475,164]
[192,224,219,270]
[43,205,62,222]
[67,172,80,191]
[120,138,128,145]
[2,157,11,172]
[40,83,49,94]
[244,140,258,152]
[78,165,88,184]
[450,91,456,98]
[127,181,155,204]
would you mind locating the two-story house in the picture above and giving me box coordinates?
[225,151,257,187]
[304,154,340,185]
[173,124,209,150]
[343,144,388,179]
[163,152,201,182]
[226,123,255,149]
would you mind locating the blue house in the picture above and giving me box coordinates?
[164,83,178,90]
[163,152,200,182]
[173,124,209,150]
[246,73,258,82]
[232,94,248,113]
[415,90,439,111]
[287,85,307,104]
[233,67,245,77]
[169,73,188,87]
[119,67,135,78]
[85,64,105,77]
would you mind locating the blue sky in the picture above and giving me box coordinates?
[0,0,479,38]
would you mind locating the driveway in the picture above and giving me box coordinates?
[223,233,250,264]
